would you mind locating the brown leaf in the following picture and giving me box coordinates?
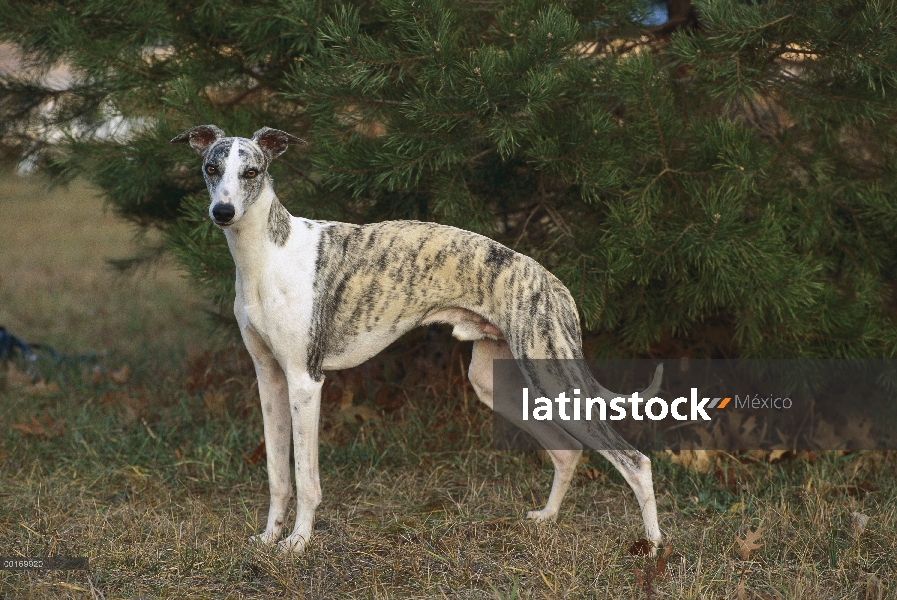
[865,574,882,600]
[735,526,764,560]
[373,384,403,412]
[654,544,674,582]
[99,391,119,405]
[664,449,719,472]
[767,449,788,462]
[117,395,148,428]
[12,415,46,437]
[842,418,874,445]
[833,480,878,498]
[736,578,747,600]
[107,364,132,384]
[12,413,66,438]
[336,395,381,424]
[714,466,740,494]
[628,538,653,556]
[242,437,266,465]
[632,544,673,598]
[582,468,603,481]
[203,390,227,416]
[812,420,843,450]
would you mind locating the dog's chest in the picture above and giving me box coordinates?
[234,220,320,353]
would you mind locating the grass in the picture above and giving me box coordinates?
[1,173,895,598]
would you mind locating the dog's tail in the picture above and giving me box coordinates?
[593,363,664,403]
[543,362,665,453]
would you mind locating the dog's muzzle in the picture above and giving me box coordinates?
[212,203,236,225]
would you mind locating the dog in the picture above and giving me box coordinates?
[171,125,664,554]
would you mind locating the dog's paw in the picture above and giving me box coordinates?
[276,534,309,554]
[249,532,279,546]
[526,509,558,523]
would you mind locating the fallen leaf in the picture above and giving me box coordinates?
[664,449,719,472]
[25,380,60,395]
[842,418,874,445]
[117,395,148,428]
[654,544,674,581]
[832,480,878,498]
[767,449,788,462]
[582,468,603,481]
[632,543,673,597]
[714,466,740,494]
[736,578,747,600]
[12,414,66,438]
[865,574,882,600]
[735,526,764,560]
[851,512,870,538]
[242,437,266,465]
[812,420,843,450]
[107,364,132,384]
[12,415,46,437]
[372,383,403,412]
[628,538,653,556]
[99,391,120,405]
[633,566,653,597]
[203,390,227,416]
[331,385,380,423]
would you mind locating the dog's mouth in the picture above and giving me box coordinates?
[213,219,234,228]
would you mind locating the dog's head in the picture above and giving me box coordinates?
[171,125,306,227]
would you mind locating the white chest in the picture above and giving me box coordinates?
[232,218,321,354]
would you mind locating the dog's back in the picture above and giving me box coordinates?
[307,219,584,378]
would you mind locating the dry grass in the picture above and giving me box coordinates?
[0,172,206,359]
[1,173,895,598]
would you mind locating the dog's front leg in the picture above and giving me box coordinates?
[277,370,324,554]
[242,327,293,546]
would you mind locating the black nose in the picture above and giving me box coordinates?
[212,203,235,223]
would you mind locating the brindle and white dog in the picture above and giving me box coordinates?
[172,125,664,554]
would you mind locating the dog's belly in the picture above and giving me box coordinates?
[321,307,503,371]
[320,324,412,370]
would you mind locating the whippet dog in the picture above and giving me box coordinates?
[171,125,664,554]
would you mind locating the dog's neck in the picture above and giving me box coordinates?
[221,179,282,276]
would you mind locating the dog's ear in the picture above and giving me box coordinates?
[252,127,307,160]
[170,125,226,155]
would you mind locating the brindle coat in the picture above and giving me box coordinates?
[171,125,663,555]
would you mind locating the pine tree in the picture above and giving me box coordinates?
[2,0,897,359]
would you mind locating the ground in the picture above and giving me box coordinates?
[0,173,894,598]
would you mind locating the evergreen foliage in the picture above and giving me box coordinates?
[2,0,897,358]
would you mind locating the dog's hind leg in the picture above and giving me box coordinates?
[468,339,583,523]
[242,326,293,546]
[507,353,663,551]
[598,448,661,549]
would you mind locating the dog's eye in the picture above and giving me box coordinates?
[205,164,218,175]
[244,169,258,179]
